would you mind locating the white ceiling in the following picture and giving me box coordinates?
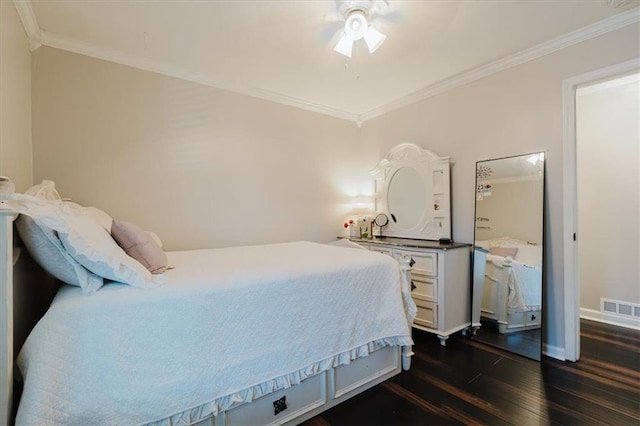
[15,0,640,122]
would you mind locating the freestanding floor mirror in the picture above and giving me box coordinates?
[471,152,545,360]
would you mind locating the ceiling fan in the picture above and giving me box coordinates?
[331,0,390,58]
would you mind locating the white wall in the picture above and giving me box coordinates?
[577,77,639,311]
[0,1,32,192]
[358,24,639,352]
[475,179,543,244]
[31,47,370,250]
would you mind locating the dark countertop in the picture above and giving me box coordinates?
[339,236,471,250]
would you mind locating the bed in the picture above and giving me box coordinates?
[474,237,542,334]
[0,193,416,425]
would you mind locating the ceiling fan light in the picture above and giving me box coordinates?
[364,26,386,53]
[344,11,368,41]
[334,34,354,58]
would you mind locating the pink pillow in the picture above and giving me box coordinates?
[111,220,167,274]
[490,247,518,258]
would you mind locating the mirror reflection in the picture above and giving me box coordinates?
[471,152,545,361]
[387,167,427,230]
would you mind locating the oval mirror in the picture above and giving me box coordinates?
[387,167,427,230]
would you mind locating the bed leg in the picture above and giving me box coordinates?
[402,345,414,370]
[498,321,508,334]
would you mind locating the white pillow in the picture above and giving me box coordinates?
[25,180,61,200]
[7,194,166,289]
[83,206,113,232]
[488,237,528,248]
[62,202,113,232]
[513,244,542,267]
[58,214,156,287]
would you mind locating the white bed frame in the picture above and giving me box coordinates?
[472,247,541,334]
[0,210,413,425]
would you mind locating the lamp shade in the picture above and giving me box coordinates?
[364,26,386,53]
[350,195,373,217]
[334,33,354,58]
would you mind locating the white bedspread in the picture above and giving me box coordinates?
[16,241,414,425]
[486,254,542,313]
[508,261,542,312]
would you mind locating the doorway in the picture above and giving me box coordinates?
[563,59,640,362]
[577,74,639,326]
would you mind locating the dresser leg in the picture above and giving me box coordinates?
[437,335,448,346]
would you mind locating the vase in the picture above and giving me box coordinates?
[349,226,358,238]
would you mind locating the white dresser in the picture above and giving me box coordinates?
[351,237,471,346]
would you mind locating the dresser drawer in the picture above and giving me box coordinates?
[411,277,437,302]
[394,249,438,277]
[525,311,541,327]
[414,300,438,329]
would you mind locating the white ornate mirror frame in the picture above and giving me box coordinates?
[370,143,451,240]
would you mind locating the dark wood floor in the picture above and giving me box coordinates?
[303,319,640,425]
[474,319,542,360]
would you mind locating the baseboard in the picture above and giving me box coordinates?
[580,308,640,330]
[542,343,565,361]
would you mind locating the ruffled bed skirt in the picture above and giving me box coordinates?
[147,336,412,426]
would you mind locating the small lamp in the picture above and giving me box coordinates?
[349,196,373,238]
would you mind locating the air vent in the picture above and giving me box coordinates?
[600,298,640,318]
[619,304,633,316]
[603,300,617,313]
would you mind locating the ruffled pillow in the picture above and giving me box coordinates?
[7,194,166,289]
[111,220,168,274]
[15,215,104,292]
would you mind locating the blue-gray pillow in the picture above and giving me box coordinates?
[15,215,103,292]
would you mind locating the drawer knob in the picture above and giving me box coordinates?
[273,396,287,415]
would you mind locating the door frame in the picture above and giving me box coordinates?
[561,58,639,362]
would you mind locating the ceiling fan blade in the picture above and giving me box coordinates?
[321,20,345,44]
[371,0,390,15]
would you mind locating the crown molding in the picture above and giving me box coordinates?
[359,6,640,123]
[12,0,42,51]
[11,1,639,126]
